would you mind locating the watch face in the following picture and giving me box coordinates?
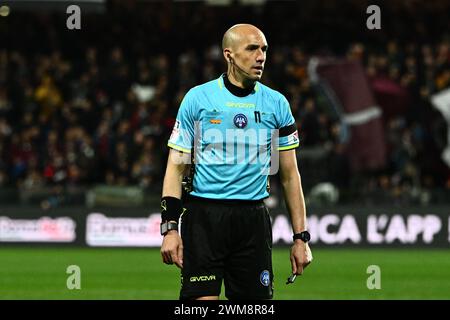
[302,231,311,242]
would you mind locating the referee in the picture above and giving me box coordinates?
[160,24,312,300]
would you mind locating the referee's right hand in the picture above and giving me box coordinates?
[161,231,184,269]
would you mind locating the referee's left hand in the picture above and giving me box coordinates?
[290,241,313,276]
[161,230,183,269]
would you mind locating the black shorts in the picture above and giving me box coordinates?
[179,195,273,300]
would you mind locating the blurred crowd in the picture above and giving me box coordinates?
[0,0,449,203]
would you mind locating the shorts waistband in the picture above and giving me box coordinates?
[186,195,265,206]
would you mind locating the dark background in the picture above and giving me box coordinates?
[0,0,449,209]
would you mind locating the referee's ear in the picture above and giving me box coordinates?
[223,49,232,63]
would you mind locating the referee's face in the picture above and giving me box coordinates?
[233,30,268,81]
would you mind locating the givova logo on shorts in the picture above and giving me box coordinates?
[260,270,270,286]
[190,275,216,282]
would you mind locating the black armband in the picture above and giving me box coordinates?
[279,123,297,137]
[161,196,183,222]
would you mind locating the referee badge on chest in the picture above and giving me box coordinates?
[233,113,248,129]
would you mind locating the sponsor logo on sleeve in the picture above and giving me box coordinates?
[169,120,181,141]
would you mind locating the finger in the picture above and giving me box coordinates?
[161,249,168,264]
[177,245,184,269]
[173,250,182,269]
[304,252,313,268]
[303,257,311,268]
[163,251,173,265]
[295,256,304,275]
[290,255,297,275]
[170,250,179,267]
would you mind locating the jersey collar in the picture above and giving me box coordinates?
[221,73,256,97]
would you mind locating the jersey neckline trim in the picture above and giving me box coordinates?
[221,73,257,97]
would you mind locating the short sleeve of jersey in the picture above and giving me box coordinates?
[167,89,196,153]
[276,95,299,151]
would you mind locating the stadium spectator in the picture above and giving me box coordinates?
[1,0,449,206]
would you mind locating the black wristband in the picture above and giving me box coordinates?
[293,230,311,243]
[161,196,183,222]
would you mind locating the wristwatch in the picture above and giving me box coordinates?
[160,221,178,236]
[293,231,311,243]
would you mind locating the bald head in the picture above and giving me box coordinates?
[222,24,268,85]
[222,24,265,51]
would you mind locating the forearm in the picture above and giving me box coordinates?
[281,172,307,233]
[162,169,183,199]
[162,150,188,199]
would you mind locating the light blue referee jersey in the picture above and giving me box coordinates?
[168,74,299,200]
